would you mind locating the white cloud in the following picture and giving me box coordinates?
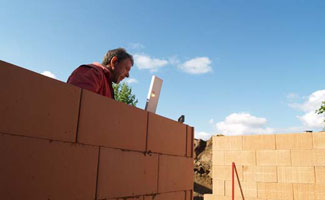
[287,93,298,100]
[195,131,214,141]
[215,112,274,136]
[290,90,325,129]
[134,54,168,72]
[41,71,56,79]
[209,118,214,124]
[128,42,144,50]
[125,78,138,84]
[178,57,212,74]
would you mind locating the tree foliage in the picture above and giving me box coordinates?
[113,82,138,106]
[316,101,325,127]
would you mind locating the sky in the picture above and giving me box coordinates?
[1,0,325,140]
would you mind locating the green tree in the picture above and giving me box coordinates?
[113,82,138,106]
[316,101,325,129]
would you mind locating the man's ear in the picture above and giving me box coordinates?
[110,56,118,70]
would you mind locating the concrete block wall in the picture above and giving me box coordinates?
[0,60,194,200]
[205,132,325,200]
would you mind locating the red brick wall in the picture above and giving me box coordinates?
[0,60,194,200]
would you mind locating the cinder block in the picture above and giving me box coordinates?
[213,136,242,151]
[315,184,325,200]
[203,194,231,200]
[0,60,80,142]
[225,181,257,198]
[243,166,277,183]
[224,150,256,166]
[78,90,147,151]
[186,126,194,157]
[293,184,315,200]
[257,183,293,200]
[0,133,98,200]
[243,134,276,150]
[256,150,291,166]
[291,150,325,166]
[147,113,187,156]
[97,148,158,199]
[277,167,315,183]
[212,151,224,166]
[154,191,185,200]
[213,165,243,181]
[315,167,325,183]
[213,180,224,195]
[276,133,313,150]
[158,155,193,193]
[313,132,325,149]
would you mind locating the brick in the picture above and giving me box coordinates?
[158,155,193,193]
[224,150,256,166]
[212,151,224,165]
[315,184,325,200]
[225,181,257,198]
[148,113,187,156]
[313,132,325,149]
[293,184,315,200]
[243,166,277,182]
[257,183,293,200]
[78,90,147,151]
[186,126,194,157]
[213,136,242,151]
[256,150,291,166]
[203,194,231,200]
[243,134,276,150]
[155,191,185,200]
[213,180,224,195]
[0,60,80,142]
[97,148,158,199]
[278,167,315,183]
[315,167,325,183]
[276,133,313,150]
[185,190,193,200]
[114,196,144,200]
[291,150,325,166]
[0,133,98,200]
[213,165,243,181]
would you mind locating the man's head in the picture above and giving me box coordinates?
[102,48,134,84]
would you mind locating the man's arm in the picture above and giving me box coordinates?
[67,66,103,93]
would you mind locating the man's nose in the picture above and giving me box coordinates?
[125,72,129,78]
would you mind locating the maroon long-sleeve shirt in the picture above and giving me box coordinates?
[67,62,114,99]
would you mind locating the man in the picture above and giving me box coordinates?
[67,48,133,99]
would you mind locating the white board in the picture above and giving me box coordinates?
[145,75,163,113]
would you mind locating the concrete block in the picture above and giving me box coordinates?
[224,150,256,166]
[225,181,257,198]
[203,194,231,200]
[147,113,187,156]
[0,60,80,142]
[213,180,224,195]
[78,90,147,151]
[212,151,225,166]
[257,183,293,200]
[155,191,185,200]
[213,165,243,181]
[187,126,194,158]
[97,148,158,199]
[291,150,325,166]
[256,150,291,166]
[0,133,98,200]
[158,155,193,193]
[213,136,242,151]
[277,167,315,183]
[293,184,315,200]
[243,166,277,183]
[315,184,325,200]
[315,167,325,183]
[313,132,325,149]
[185,190,193,200]
[276,133,313,150]
[243,134,276,150]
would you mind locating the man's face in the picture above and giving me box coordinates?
[111,58,132,84]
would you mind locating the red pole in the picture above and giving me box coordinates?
[232,162,235,200]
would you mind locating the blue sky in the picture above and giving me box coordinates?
[1,0,325,139]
